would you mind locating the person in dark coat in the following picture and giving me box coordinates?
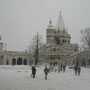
[58,64,61,73]
[44,66,48,80]
[74,65,78,75]
[63,65,66,72]
[31,66,36,78]
[77,67,81,76]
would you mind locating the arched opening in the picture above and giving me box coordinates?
[56,36,60,45]
[65,40,66,43]
[12,58,16,65]
[54,48,56,51]
[62,39,64,43]
[68,40,70,43]
[82,61,86,66]
[6,60,9,65]
[76,61,79,66]
[17,58,22,65]
[23,59,27,65]
[88,59,90,65]
[73,60,75,64]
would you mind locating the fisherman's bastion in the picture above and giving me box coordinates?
[0,12,90,67]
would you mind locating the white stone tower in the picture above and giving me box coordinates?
[46,11,71,45]
[0,36,3,51]
[46,18,55,44]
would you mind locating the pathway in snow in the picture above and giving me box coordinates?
[0,65,90,90]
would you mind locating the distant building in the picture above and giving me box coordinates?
[66,50,90,67]
[0,36,33,65]
[1,11,89,66]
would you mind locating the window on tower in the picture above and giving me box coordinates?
[56,36,60,45]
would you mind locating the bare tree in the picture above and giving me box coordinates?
[81,27,90,51]
[29,32,43,65]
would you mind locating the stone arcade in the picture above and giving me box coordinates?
[0,36,33,65]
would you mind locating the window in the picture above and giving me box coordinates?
[68,40,70,43]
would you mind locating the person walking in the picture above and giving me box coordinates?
[58,64,61,73]
[74,65,78,75]
[63,65,66,72]
[61,64,63,71]
[31,66,36,78]
[77,67,81,76]
[44,66,48,80]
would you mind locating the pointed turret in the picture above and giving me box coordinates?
[55,11,65,31]
[46,18,55,44]
[47,18,54,29]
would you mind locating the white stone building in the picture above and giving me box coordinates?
[66,50,90,67]
[0,36,33,65]
[43,11,79,65]
[1,11,89,66]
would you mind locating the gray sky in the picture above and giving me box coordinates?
[0,0,90,51]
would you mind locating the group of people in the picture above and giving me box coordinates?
[54,64,66,73]
[74,65,81,76]
[61,64,66,72]
[31,64,67,80]
[31,65,49,79]
[31,64,81,80]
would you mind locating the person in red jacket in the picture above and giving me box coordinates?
[63,65,66,72]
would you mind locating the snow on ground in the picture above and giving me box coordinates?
[0,65,90,90]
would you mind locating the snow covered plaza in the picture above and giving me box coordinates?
[0,65,90,90]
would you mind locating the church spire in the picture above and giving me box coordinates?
[47,18,54,29]
[60,10,61,14]
[49,18,52,26]
[55,11,65,31]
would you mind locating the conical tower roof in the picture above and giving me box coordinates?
[47,18,54,29]
[55,11,65,30]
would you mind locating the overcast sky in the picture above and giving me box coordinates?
[0,0,90,51]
